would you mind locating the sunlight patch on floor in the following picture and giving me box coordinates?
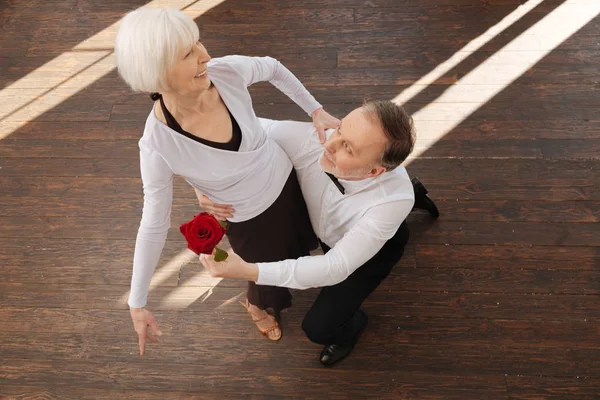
[397,0,600,160]
[0,0,227,139]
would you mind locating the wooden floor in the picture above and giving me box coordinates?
[1,0,599,398]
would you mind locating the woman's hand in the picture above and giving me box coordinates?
[311,108,340,143]
[194,188,234,221]
[130,307,162,356]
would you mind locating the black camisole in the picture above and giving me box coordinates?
[150,92,242,152]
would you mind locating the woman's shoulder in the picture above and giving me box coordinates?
[139,105,164,144]
[207,55,253,76]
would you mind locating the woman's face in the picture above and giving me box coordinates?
[167,41,212,95]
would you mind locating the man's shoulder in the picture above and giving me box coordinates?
[376,165,415,202]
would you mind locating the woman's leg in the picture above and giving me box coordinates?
[226,169,316,339]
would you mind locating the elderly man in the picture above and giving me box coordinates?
[199,100,438,366]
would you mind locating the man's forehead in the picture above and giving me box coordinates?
[343,109,387,146]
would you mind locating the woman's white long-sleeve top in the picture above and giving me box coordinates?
[128,55,322,308]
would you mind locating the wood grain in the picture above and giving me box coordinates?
[2,0,600,397]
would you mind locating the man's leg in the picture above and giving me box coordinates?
[301,221,410,366]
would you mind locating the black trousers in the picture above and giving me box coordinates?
[301,221,410,346]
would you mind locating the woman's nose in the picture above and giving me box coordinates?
[199,53,211,64]
[197,46,211,63]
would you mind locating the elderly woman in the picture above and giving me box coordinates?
[115,7,339,355]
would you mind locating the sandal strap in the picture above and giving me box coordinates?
[239,299,271,323]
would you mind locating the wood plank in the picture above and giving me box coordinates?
[0,139,138,158]
[199,46,338,70]
[3,307,600,349]
[540,139,600,159]
[6,243,599,295]
[199,8,354,28]
[0,359,508,399]
[415,119,600,140]
[408,159,600,187]
[0,385,294,400]
[353,2,597,27]
[202,23,598,52]
[506,376,600,400]
[248,83,600,106]
[1,173,597,204]
[0,176,144,197]
[0,195,196,219]
[112,99,600,125]
[417,200,600,223]
[0,283,247,311]
[0,307,265,336]
[1,92,112,122]
[414,244,600,271]
[385,265,600,295]
[413,139,543,159]
[1,120,144,140]
[0,238,189,286]
[397,316,600,349]
[0,216,186,239]
[415,137,600,160]
[4,194,598,224]
[0,158,139,177]
[368,291,600,321]
[0,238,410,284]
[251,99,600,122]
[0,216,598,246]
[4,283,600,322]
[227,0,533,8]
[420,181,600,201]
[409,220,600,246]
[4,333,599,377]
[12,151,599,180]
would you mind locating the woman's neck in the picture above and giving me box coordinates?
[161,85,217,119]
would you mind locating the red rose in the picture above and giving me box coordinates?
[179,213,227,255]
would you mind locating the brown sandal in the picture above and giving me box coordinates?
[240,299,282,341]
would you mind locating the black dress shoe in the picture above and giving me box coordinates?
[319,311,368,367]
[411,177,440,219]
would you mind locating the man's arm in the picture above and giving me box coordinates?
[256,200,412,289]
[200,199,413,289]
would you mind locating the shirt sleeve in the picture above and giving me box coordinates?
[128,143,174,308]
[255,199,413,289]
[258,118,316,165]
[226,55,322,116]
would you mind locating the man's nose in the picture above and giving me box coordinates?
[324,138,339,154]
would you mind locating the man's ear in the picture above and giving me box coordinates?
[368,165,387,178]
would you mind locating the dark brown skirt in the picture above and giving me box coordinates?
[225,169,317,313]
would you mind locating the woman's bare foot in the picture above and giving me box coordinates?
[242,300,282,341]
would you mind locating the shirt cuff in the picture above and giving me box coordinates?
[127,293,147,309]
[256,262,282,286]
[303,98,323,117]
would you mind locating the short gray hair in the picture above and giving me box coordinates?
[115,8,199,93]
[362,100,415,170]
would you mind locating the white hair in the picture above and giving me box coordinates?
[114,7,199,93]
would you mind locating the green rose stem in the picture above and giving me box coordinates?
[214,220,229,261]
[213,247,228,262]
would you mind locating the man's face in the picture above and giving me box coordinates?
[319,107,388,180]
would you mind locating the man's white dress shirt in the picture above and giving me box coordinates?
[255,119,415,290]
